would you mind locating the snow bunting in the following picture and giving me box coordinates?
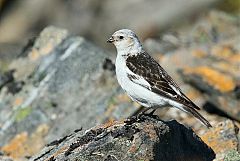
[107,29,211,128]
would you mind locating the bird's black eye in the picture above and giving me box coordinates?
[119,36,124,40]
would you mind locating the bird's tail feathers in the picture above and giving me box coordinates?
[179,105,212,128]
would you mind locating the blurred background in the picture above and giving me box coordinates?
[0,0,231,53]
[0,0,240,161]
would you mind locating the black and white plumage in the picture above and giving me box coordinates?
[107,29,212,128]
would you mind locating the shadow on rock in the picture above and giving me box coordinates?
[153,120,215,161]
[32,115,215,161]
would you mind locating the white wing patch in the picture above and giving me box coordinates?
[126,67,151,90]
[169,84,182,96]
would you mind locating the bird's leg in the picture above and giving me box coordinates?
[138,104,170,118]
[148,109,156,115]
[144,106,160,116]
[135,104,170,121]
[140,107,152,114]
[137,106,158,119]
[136,107,150,120]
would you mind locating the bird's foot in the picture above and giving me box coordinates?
[148,109,156,116]
[125,108,157,124]
[136,109,155,120]
[125,115,138,125]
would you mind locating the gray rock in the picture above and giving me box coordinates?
[224,150,240,161]
[0,70,14,90]
[31,115,215,161]
[199,120,240,161]
[0,26,137,149]
[0,0,218,48]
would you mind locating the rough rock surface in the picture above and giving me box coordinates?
[177,11,240,122]
[200,120,240,161]
[144,11,240,131]
[0,26,138,160]
[31,115,215,161]
[0,10,240,161]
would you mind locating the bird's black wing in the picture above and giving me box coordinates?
[126,51,212,128]
[126,51,200,110]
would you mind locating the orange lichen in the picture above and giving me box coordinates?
[95,119,124,130]
[227,53,240,64]
[211,45,235,58]
[215,62,233,71]
[39,42,54,56]
[1,132,28,159]
[28,43,54,61]
[13,97,23,106]
[1,124,49,159]
[185,89,201,101]
[200,120,238,154]
[184,66,235,93]
[191,49,207,58]
[46,146,68,161]
[101,119,118,129]
[28,48,40,61]
[213,61,239,77]
[210,45,240,72]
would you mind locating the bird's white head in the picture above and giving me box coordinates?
[107,29,142,53]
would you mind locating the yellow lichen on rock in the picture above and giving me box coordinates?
[1,132,28,159]
[28,42,54,61]
[191,49,207,58]
[227,53,240,64]
[13,97,24,107]
[184,66,235,93]
[1,124,49,160]
[211,45,235,59]
[200,120,238,154]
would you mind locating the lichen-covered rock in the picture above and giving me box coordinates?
[200,120,240,161]
[31,115,215,161]
[152,11,240,123]
[0,10,240,161]
[0,26,138,160]
[224,150,240,161]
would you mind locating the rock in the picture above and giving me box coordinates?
[0,156,13,161]
[0,26,138,159]
[144,33,180,55]
[0,10,240,161]
[223,150,240,161]
[0,0,218,48]
[31,115,215,161]
[0,70,14,90]
[179,56,240,121]
[200,120,240,161]
[0,43,23,71]
[152,10,240,124]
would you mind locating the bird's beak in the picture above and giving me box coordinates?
[107,36,114,43]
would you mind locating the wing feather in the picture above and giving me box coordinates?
[126,51,200,110]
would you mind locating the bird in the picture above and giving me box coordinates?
[107,29,212,128]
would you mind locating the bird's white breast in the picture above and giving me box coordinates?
[115,53,167,107]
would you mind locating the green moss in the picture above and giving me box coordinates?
[0,60,11,72]
[224,150,240,161]
[107,96,117,106]
[15,107,32,122]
